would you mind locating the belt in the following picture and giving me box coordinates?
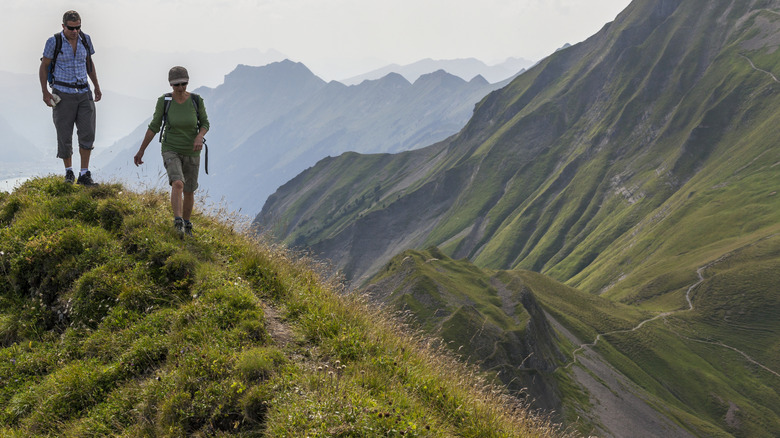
[53,81,89,89]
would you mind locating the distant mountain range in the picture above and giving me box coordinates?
[100,60,516,215]
[2,51,523,190]
[341,57,535,85]
[256,0,780,435]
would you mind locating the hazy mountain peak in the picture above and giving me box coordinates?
[342,57,536,85]
[223,59,323,87]
[413,69,467,87]
[369,72,411,87]
[469,74,489,85]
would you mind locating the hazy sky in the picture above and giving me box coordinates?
[10,0,632,82]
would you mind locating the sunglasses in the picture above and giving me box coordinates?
[172,82,188,87]
[65,25,81,31]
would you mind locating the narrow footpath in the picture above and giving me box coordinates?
[566,237,779,379]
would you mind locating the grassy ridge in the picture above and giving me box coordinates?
[0,177,566,437]
[367,248,535,376]
[508,249,780,436]
[364,249,780,436]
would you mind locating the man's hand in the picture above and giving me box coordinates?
[42,90,54,107]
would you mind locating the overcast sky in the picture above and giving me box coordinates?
[10,0,631,82]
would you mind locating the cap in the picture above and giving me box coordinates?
[168,66,189,85]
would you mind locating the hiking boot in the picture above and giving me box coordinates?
[184,220,193,237]
[76,171,98,186]
[65,169,75,184]
[174,217,185,237]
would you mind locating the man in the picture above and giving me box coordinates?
[39,10,102,185]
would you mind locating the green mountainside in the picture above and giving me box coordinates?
[256,0,780,436]
[0,178,567,437]
[257,0,780,291]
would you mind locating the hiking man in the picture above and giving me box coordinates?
[39,10,102,186]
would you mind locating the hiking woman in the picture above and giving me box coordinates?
[134,66,210,236]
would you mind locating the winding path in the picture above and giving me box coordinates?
[742,53,780,83]
[566,244,779,379]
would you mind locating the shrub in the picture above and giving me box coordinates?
[67,264,126,329]
[238,251,287,299]
[97,199,125,232]
[0,196,23,225]
[11,225,118,304]
[236,346,286,382]
[240,384,274,424]
[9,360,110,433]
[157,391,192,436]
[160,251,198,296]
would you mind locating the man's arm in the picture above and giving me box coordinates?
[39,57,54,106]
[87,60,102,102]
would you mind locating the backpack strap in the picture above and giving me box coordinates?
[190,94,209,174]
[48,32,93,87]
[79,32,94,74]
[45,33,63,86]
[158,93,173,143]
[190,93,202,128]
[159,94,207,174]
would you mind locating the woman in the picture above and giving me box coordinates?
[134,66,209,236]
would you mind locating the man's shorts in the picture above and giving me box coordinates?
[162,151,200,192]
[52,90,96,159]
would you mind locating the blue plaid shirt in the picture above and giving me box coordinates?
[42,31,95,94]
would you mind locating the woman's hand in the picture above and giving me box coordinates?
[193,134,204,152]
[134,149,145,166]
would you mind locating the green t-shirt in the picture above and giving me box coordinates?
[148,94,210,157]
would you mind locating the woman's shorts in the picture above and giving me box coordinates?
[162,151,200,192]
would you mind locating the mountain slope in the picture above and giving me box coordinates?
[257,0,780,292]
[256,0,780,435]
[364,248,710,437]
[0,177,565,437]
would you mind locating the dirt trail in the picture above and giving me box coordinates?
[567,248,778,377]
[546,312,695,438]
[742,53,780,83]
[558,234,780,436]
